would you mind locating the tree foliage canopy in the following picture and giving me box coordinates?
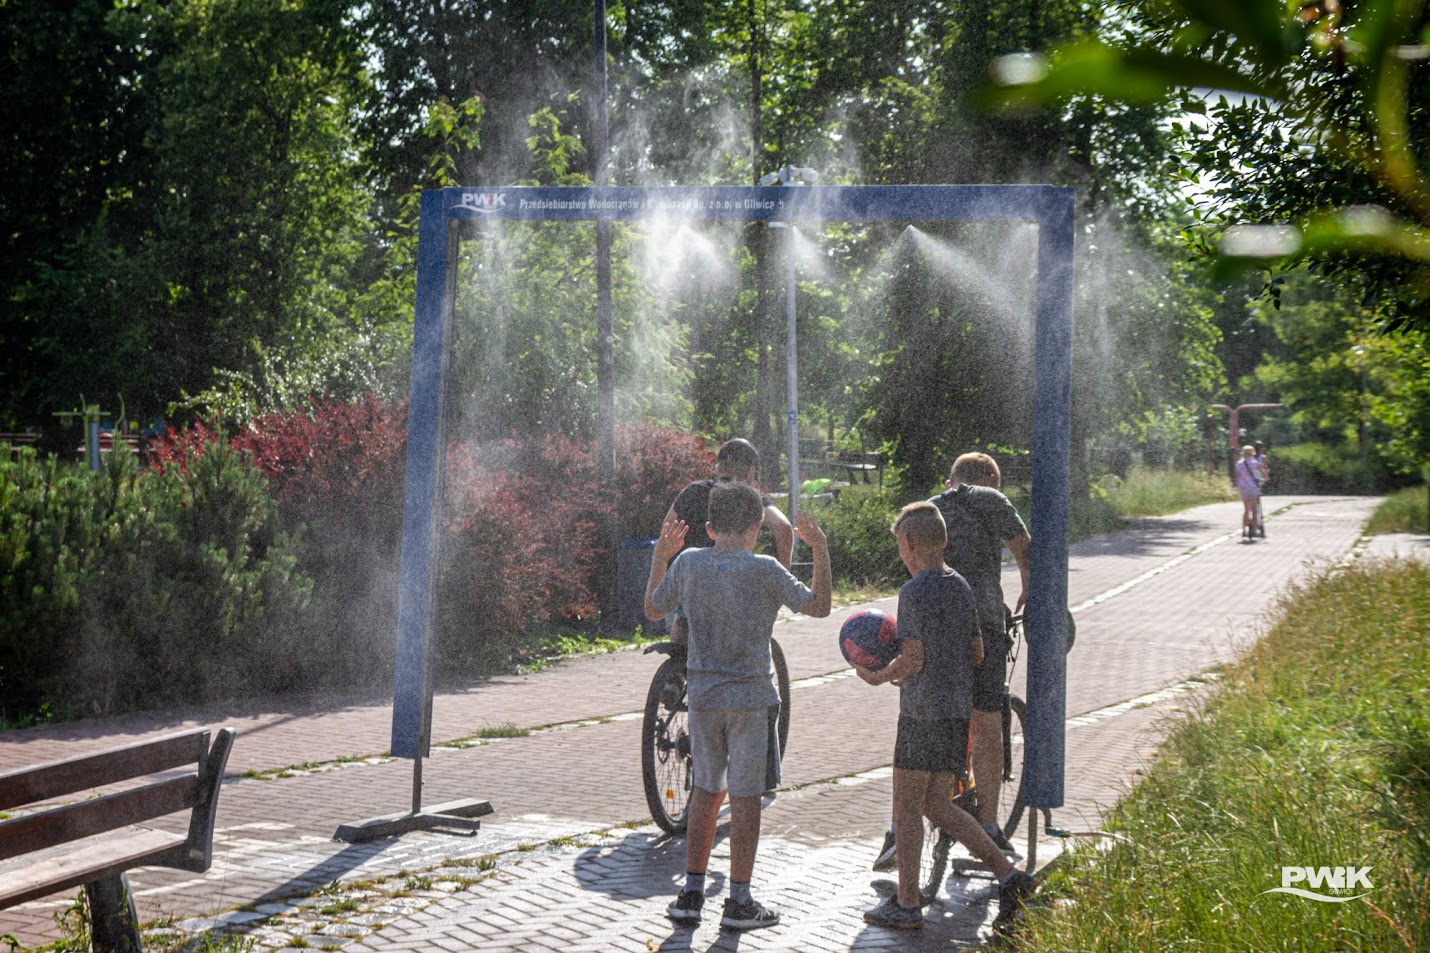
[4,0,1240,491]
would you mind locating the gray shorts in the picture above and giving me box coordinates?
[690,706,781,798]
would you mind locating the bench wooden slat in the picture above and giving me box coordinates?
[0,775,201,862]
[0,827,186,908]
[0,730,209,811]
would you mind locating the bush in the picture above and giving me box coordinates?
[802,484,905,588]
[1268,441,1388,494]
[0,444,315,721]
[439,426,713,662]
[151,397,410,690]
[6,412,716,721]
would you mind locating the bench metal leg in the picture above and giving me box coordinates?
[86,874,142,953]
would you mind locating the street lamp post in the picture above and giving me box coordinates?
[758,165,818,532]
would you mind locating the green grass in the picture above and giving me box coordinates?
[1366,486,1430,535]
[471,723,530,739]
[1101,467,1238,518]
[1018,560,1430,951]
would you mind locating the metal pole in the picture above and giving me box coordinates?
[785,222,799,528]
[593,0,614,477]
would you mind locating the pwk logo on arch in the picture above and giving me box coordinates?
[1260,866,1373,902]
[459,192,506,213]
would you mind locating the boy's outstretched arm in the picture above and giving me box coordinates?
[645,517,688,621]
[763,504,794,569]
[794,509,831,618]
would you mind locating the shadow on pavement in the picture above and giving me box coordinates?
[573,829,721,901]
[1070,517,1222,560]
[248,838,414,904]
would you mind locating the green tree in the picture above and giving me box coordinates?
[7,0,376,425]
[1,0,148,426]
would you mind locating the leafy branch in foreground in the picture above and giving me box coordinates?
[986,0,1430,323]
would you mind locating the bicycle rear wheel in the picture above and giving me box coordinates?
[998,695,1028,841]
[771,638,791,756]
[919,776,973,905]
[919,821,953,906]
[642,657,692,834]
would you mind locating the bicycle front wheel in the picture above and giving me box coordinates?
[642,657,692,835]
[999,695,1028,841]
[771,638,791,756]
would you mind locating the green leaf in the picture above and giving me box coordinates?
[1174,0,1296,65]
[983,41,1274,111]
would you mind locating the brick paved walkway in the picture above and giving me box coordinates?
[2,494,1414,951]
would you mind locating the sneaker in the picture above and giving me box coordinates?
[666,890,704,923]
[993,870,1038,933]
[871,829,898,872]
[863,894,923,930]
[720,897,780,931]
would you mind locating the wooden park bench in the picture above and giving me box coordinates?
[0,432,38,456]
[0,728,235,952]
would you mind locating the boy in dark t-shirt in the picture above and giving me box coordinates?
[930,452,1029,854]
[853,502,1035,931]
[667,438,792,564]
[663,438,793,644]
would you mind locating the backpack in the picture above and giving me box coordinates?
[931,485,1001,582]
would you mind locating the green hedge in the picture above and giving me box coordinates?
[0,444,316,723]
[802,484,905,589]
[1267,442,1388,494]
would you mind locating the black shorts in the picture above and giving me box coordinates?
[893,716,970,773]
[972,634,1009,713]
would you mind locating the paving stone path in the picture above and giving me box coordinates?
[2,494,1418,951]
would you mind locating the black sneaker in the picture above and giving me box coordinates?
[863,894,923,930]
[720,897,780,931]
[993,870,1038,933]
[871,829,898,872]
[666,890,704,923]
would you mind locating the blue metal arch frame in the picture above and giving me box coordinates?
[392,185,1072,809]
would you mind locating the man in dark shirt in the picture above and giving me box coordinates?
[662,439,793,645]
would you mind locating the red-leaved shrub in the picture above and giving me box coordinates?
[151,407,717,676]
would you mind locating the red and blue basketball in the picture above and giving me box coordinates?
[840,609,900,671]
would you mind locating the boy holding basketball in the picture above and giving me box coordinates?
[852,501,1036,931]
[644,482,831,931]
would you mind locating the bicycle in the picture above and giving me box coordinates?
[640,637,792,835]
[916,609,1075,904]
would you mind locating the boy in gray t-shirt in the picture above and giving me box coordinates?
[645,482,831,931]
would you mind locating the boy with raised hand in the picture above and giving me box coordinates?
[854,501,1036,932]
[644,482,831,931]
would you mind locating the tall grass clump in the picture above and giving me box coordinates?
[1366,486,1429,535]
[1019,560,1430,952]
[1101,467,1238,517]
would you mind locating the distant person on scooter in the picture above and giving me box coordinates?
[1236,445,1268,540]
